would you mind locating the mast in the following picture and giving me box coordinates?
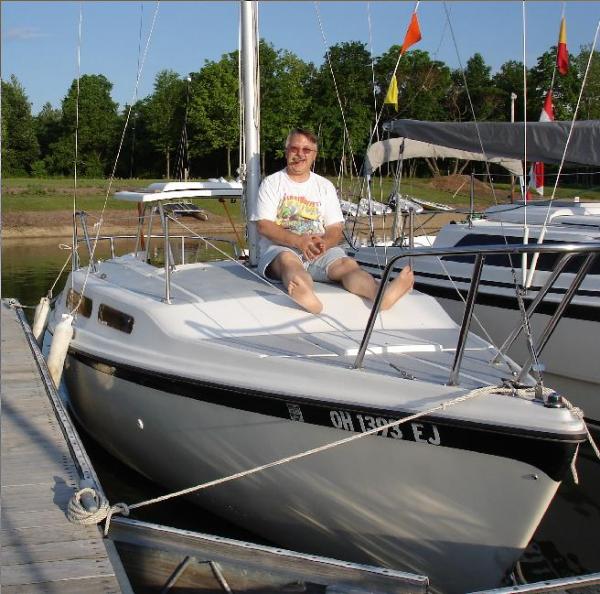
[241,1,261,266]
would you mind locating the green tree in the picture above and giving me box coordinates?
[528,47,580,120]
[188,53,239,178]
[140,70,187,178]
[376,47,452,121]
[449,53,504,121]
[259,40,314,171]
[307,41,373,175]
[492,60,530,122]
[1,75,40,175]
[47,74,119,176]
[33,102,62,176]
[576,45,600,119]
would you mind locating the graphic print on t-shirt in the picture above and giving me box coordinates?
[276,194,325,236]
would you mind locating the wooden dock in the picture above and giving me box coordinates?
[1,299,131,593]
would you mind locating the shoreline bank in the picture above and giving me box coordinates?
[2,210,460,240]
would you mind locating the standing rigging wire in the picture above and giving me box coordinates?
[366,2,379,144]
[71,1,161,316]
[362,1,421,154]
[175,76,192,181]
[314,0,363,183]
[129,3,145,179]
[71,3,83,282]
[525,17,600,289]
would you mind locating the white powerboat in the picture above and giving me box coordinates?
[47,8,591,594]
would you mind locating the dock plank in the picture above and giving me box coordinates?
[1,576,121,594]
[1,524,101,547]
[2,539,109,565]
[2,557,117,585]
[1,301,126,593]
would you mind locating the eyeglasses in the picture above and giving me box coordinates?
[287,146,317,155]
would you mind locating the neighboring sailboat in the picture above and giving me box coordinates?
[351,119,600,425]
[47,5,592,594]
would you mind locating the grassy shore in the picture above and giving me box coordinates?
[2,175,599,241]
[1,177,244,219]
[4,175,599,212]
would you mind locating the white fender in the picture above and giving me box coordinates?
[32,296,51,346]
[48,314,73,387]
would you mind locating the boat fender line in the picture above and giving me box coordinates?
[47,314,73,387]
[84,383,589,530]
[32,296,51,346]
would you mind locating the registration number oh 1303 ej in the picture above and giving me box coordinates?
[329,409,441,446]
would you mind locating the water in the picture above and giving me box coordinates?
[2,237,599,583]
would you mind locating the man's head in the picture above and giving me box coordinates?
[285,128,318,180]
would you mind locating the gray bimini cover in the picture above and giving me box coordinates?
[382,120,600,166]
[363,137,524,176]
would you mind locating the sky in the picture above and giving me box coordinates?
[2,1,599,115]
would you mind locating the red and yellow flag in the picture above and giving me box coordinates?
[401,12,422,55]
[527,90,554,198]
[556,16,569,75]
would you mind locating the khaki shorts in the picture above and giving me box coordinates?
[258,245,347,283]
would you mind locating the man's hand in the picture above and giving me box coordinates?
[310,235,326,255]
[296,235,325,261]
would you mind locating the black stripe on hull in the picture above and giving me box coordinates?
[68,349,584,481]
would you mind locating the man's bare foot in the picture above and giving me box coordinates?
[288,278,323,314]
[380,266,414,310]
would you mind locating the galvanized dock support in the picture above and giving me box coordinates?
[1,299,132,593]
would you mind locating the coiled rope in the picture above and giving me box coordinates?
[66,487,128,534]
[66,382,597,536]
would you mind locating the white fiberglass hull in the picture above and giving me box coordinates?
[65,352,566,594]
[50,256,585,593]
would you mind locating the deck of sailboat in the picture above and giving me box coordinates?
[82,255,502,377]
[61,253,592,435]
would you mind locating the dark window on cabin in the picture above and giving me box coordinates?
[98,304,134,334]
[443,234,600,275]
[66,289,93,318]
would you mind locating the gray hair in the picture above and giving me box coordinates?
[285,128,318,149]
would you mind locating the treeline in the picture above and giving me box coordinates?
[2,40,599,180]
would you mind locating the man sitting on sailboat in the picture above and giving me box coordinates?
[253,128,414,314]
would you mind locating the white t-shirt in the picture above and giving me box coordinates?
[250,169,344,256]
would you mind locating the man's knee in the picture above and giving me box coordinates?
[270,251,302,278]
[327,256,360,280]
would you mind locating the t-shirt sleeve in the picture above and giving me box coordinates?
[250,175,279,222]
[321,178,344,226]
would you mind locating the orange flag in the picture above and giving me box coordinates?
[401,12,422,55]
[556,16,569,75]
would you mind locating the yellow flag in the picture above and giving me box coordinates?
[384,74,398,111]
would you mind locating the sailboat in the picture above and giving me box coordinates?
[351,119,600,426]
[47,4,590,593]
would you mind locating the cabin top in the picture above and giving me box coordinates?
[114,180,243,203]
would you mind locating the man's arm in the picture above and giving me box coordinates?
[256,219,322,261]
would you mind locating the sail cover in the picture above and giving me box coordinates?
[364,137,524,176]
[382,120,600,166]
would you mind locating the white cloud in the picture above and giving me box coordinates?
[7,27,49,40]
